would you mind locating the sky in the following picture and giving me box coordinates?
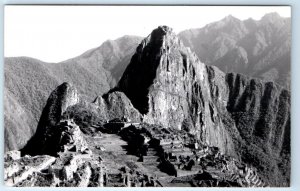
[4,6,291,63]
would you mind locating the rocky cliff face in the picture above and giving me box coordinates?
[96,91,142,122]
[115,26,290,186]
[117,26,236,156]
[21,82,80,156]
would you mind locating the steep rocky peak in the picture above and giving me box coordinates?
[21,82,80,156]
[131,25,194,71]
[119,25,186,78]
[40,82,79,128]
[117,25,203,114]
[50,82,79,115]
[138,25,180,52]
[150,25,174,39]
[116,25,237,156]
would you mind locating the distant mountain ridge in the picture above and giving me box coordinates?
[179,12,291,89]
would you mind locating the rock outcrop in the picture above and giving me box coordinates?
[61,90,142,133]
[49,119,90,155]
[95,91,142,122]
[21,82,80,156]
[4,150,21,161]
[4,154,56,186]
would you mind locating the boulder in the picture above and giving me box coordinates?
[4,150,21,161]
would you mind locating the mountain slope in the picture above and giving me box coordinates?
[179,13,291,89]
[62,35,143,87]
[4,35,142,151]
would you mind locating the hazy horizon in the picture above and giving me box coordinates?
[5,6,291,63]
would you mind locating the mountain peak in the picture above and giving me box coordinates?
[207,15,244,35]
[117,25,211,119]
[117,26,196,114]
[261,12,282,22]
[156,25,174,34]
[222,14,241,23]
[59,82,72,90]
[147,25,176,44]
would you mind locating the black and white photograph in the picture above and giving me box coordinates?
[4,5,291,187]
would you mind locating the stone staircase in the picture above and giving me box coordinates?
[244,167,265,187]
[141,145,168,178]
